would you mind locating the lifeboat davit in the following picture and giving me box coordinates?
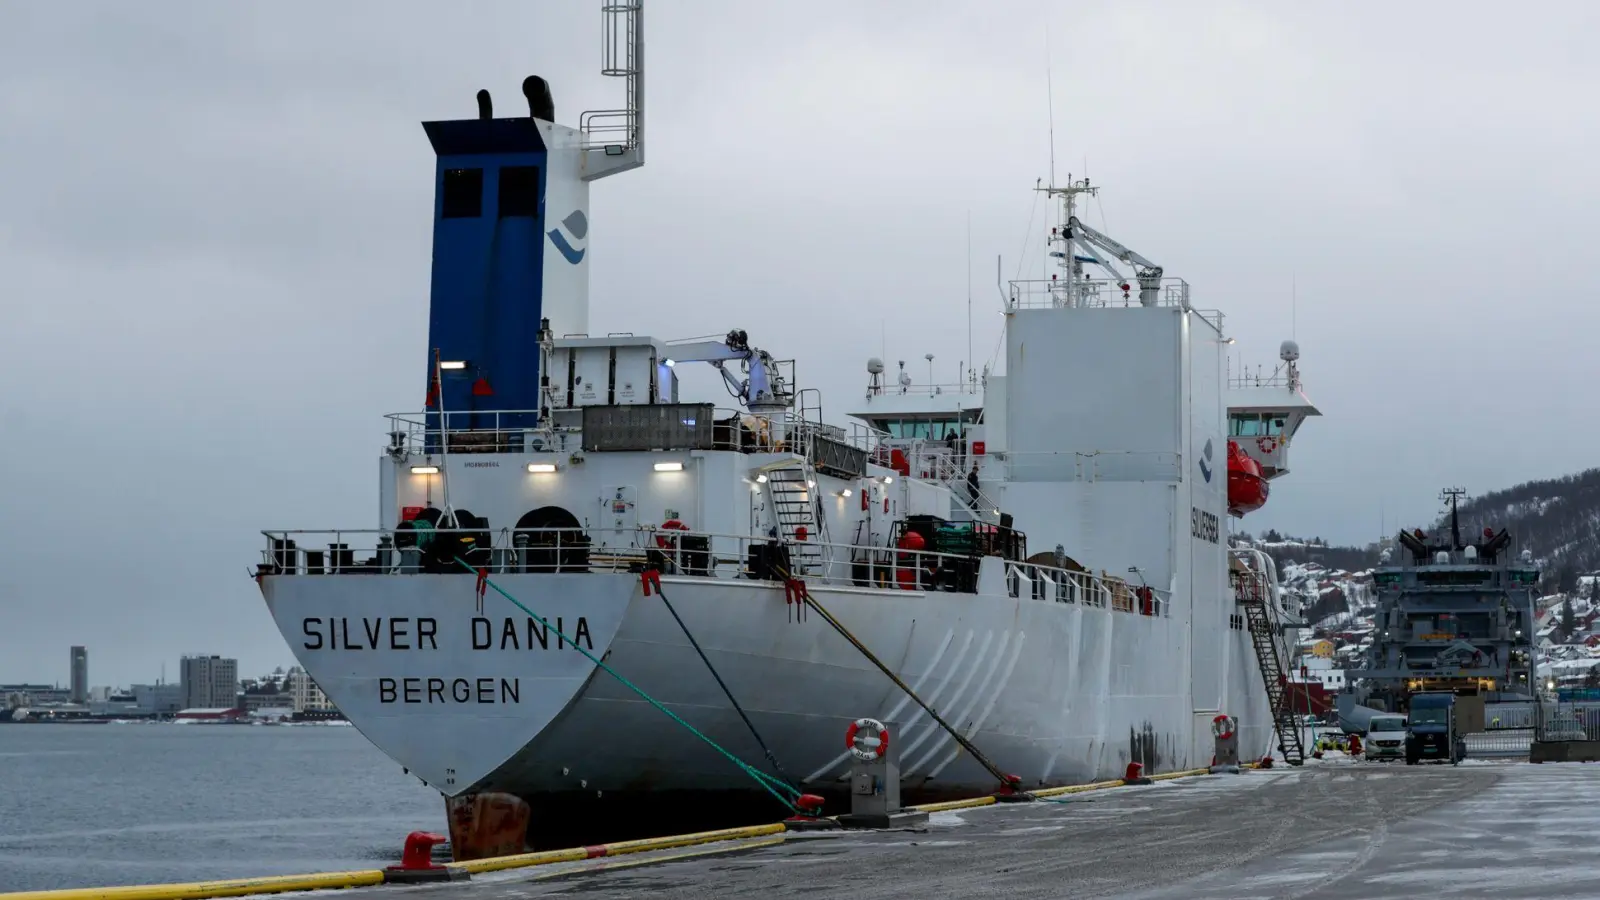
[1227,439,1269,516]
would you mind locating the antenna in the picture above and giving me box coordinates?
[1440,487,1468,551]
[581,1,645,180]
[1045,23,1057,187]
[966,210,973,393]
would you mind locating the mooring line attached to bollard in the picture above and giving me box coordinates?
[646,570,801,791]
[456,558,800,811]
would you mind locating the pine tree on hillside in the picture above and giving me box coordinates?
[1563,596,1578,638]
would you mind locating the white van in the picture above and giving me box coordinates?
[1365,714,1408,761]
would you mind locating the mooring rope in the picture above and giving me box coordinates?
[778,566,1023,794]
[456,558,801,812]
[645,570,800,791]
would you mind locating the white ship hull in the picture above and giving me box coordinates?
[262,563,1276,803]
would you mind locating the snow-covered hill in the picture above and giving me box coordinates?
[1238,536,1379,671]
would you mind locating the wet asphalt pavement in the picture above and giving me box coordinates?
[383,759,1600,900]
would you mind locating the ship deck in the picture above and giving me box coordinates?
[389,761,1598,899]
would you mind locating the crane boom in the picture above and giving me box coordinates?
[1065,215,1165,307]
[663,329,791,413]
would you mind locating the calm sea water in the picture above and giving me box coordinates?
[0,723,443,893]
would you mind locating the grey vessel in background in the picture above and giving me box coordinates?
[1353,488,1539,717]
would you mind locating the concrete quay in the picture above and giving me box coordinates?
[394,761,1600,900]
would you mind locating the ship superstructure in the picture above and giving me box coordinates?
[1357,488,1540,711]
[254,1,1319,856]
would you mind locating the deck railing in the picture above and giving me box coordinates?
[385,407,880,460]
[863,381,983,398]
[1228,370,1303,391]
[257,525,1169,618]
[1006,276,1193,311]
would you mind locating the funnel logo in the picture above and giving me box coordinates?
[1198,437,1214,483]
[547,210,587,265]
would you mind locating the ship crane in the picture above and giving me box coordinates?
[664,329,792,414]
[1062,215,1166,307]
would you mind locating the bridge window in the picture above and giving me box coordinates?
[1229,414,1287,437]
[879,418,961,440]
[441,168,484,218]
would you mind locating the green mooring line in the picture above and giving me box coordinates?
[654,581,801,791]
[455,558,801,810]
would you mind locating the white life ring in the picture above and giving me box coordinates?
[1256,436,1278,454]
[845,717,889,761]
[1212,714,1236,741]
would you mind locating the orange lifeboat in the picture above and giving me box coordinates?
[1227,439,1269,516]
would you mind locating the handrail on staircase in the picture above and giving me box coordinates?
[1235,567,1306,766]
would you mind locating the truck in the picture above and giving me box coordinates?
[1405,691,1468,765]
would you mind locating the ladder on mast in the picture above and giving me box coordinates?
[1237,569,1305,765]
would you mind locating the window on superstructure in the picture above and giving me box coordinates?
[876,418,962,440]
[497,166,541,218]
[1232,415,1288,437]
[1230,415,1264,437]
[441,168,484,218]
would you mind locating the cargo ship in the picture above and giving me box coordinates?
[254,0,1320,857]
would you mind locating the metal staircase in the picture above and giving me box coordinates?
[949,474,1002,525]
[763,461,827,575]
[1236,569,1305,766]
[921,447,1000,525]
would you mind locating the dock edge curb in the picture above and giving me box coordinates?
[451,822,788,875]
[0,764,1253,900]
[0,870,386,900]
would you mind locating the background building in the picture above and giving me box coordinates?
[0,684,71,706]
[286,666,335,713]
[179,655,238,710]
[69,646,87,704]
[240,674,293,712]
[132,682,183,716]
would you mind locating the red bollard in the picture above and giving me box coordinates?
[994,772,1032,803]
[783,793,839,831]
[1123,761,1153,785]
[384,831,468,884]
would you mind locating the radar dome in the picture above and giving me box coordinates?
[1434,550,1450,565]
[1279,340,1300,362]
[1379,549,1391,564]
[867,357,885,375]
[1464,545,1478,560]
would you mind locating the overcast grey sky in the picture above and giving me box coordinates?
[3,1,1596,686]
